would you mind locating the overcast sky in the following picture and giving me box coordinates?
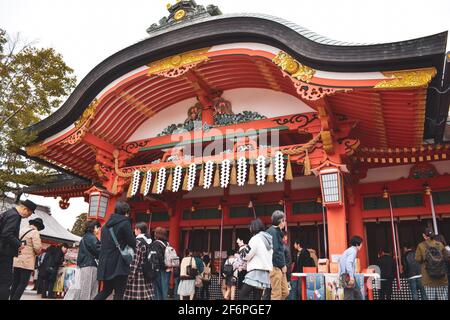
[1,0,449,229]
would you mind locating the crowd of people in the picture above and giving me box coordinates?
[339,228,450,300]
[1,199,449,300]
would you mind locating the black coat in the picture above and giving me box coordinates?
[0,208,22,257]
[283,244,292,281]
[40,246,65,280]
[293,248,315,273]
[378,254,396,280]
[266,226,286,268]
[97,214,136,281]
[402,250,421,278]
[77,232,101,268]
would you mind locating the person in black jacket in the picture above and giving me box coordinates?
[402,243,427,300]
[40,243,69,298]
[290,239,314,300]
[0,200,36,300]
[94,201,136,300]
[65,220,101,300]
[266,210,288,300]
[149,227,170,300]
[377,247,396,300]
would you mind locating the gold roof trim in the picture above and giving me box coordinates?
[375,68,437,89]
[272,51,315,83]
[147,48,210,76]
[26,143,47,157]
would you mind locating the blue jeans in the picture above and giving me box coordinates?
[174,277,180,300]
[287,280,299,300]
[154,271,170,300]
[409,277,427,300]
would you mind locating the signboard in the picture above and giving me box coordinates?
[325,274,344,300]
[325,273,365,300]
[305,274,325,300]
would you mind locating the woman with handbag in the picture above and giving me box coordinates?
[178,250,198,300]
[94,201,136,300]
[64,220,101,300]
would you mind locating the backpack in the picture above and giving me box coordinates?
[201,263,212,282]
[156,240,180,268]
[142,248,161,282]
[424,243,447,279]
[223,259,234,277]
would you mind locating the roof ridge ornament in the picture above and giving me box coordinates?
[147,0,222,35]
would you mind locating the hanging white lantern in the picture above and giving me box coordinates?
[274,151,284,183]
[187,163,197,191]
[203,161,214,189]
[157,167,167,194]
[256,155,266,186]
[130,170,140,197]
[143,170,152,196]
[220,159,231,188]
[172,165,183,192]
[237,157,247,186]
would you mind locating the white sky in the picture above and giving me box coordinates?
[1,0,449,229]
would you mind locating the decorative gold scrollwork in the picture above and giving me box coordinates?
[147,48,210,78]
[374,68,437,89]
[272,51,315,83]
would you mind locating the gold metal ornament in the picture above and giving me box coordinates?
[26,143,47,157]
[272,51,315,83]
[147,48,210,77]
[375,68,437,89]
[174,9,186,20]
[75,99,100,129]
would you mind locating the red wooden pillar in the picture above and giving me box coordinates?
[104,194,118,221]
[168,200,182,254]
[325,198,348,260]
[347,186,368,269]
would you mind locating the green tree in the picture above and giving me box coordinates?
[71,213,87,237]
[0,29,77,197]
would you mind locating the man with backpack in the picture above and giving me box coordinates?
[415,227,449,300]
[403,244,427,300]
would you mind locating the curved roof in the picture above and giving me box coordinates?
[26,13,447,141]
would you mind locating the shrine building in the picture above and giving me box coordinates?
[20,1,450,270]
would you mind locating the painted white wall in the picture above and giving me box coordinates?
[127,88,314,142]
[359,160,450,184]
[209,43,385,80]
